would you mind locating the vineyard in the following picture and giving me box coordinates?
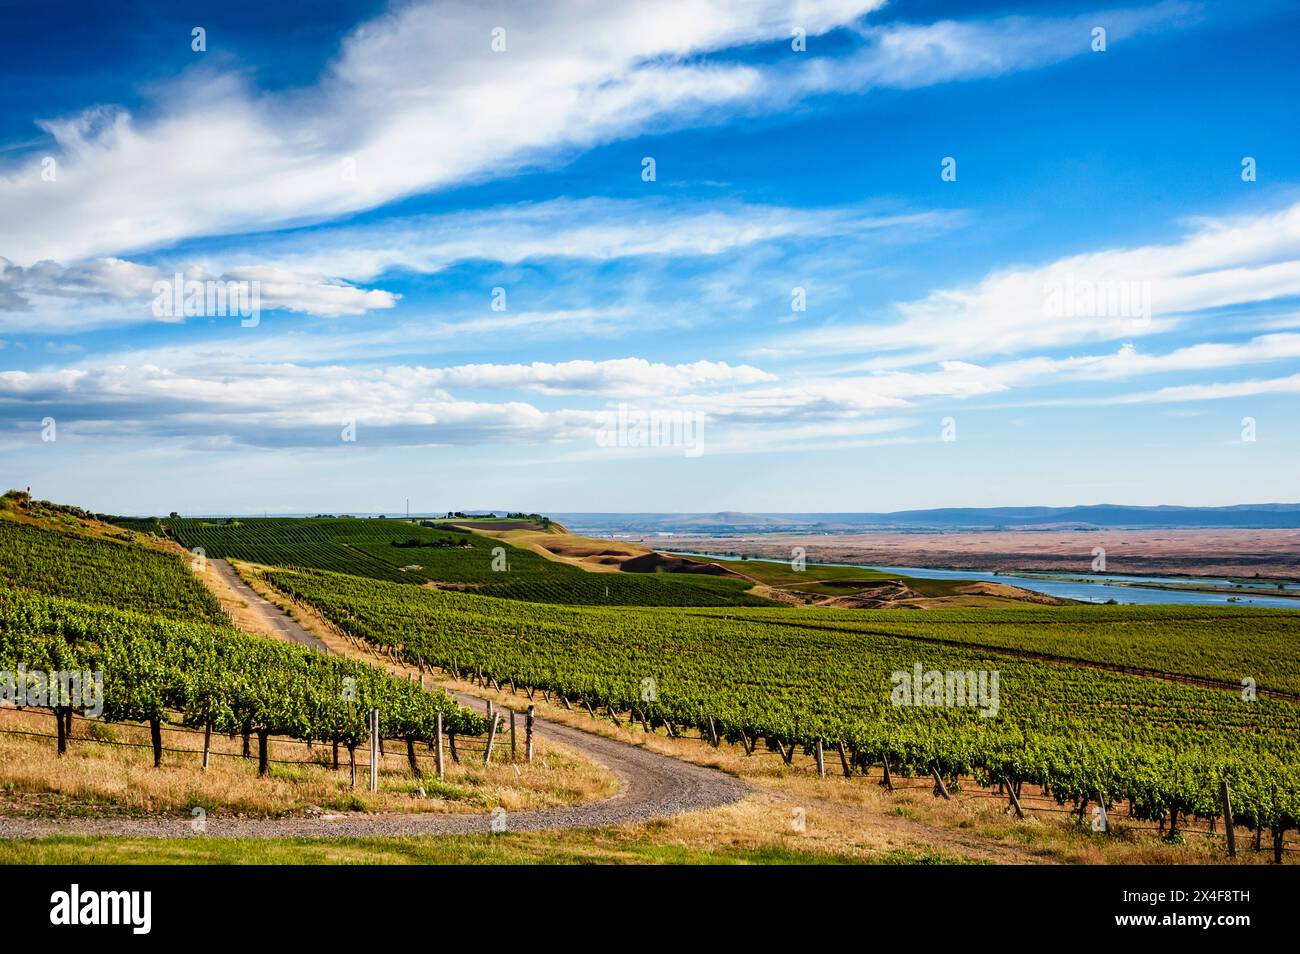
[165,517,528,582]
[0,507,488,779]
[0,518,226,624]
[475,573,775,606]
[690,603,1300,695]
[165,516,772,605]
[264,567,1300,856]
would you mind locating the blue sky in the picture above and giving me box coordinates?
[1,0,1298,514]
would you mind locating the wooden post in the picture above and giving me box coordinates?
[484,713,500,763]
[368,708,379,793]
[837,741,852,778]
[510,709,517,761]
[435,712,445,780]
[815,739,826,778]
[1005,777,1024,818]
[931,768,951,800]
[202,722,212,771]
[707,715,719,747]
[525,705,535,763]
[1221,781,1236,858]
[150,718,164,768]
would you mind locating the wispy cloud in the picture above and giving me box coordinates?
[0,1,1190,266]
[780,199,1300,364]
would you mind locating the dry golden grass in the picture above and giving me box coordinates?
[0,706,615,818]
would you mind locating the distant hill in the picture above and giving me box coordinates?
[554,505,1300,534]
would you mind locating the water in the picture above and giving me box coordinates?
[871,566,1300,609]
[671,552,1300,609]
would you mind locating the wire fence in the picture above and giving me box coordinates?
[0,705,508,771]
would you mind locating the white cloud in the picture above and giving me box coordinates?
[1037,372,1300,407]
[0,1,1188,265]
[0,198,952,331]
[244,198,948,283]
[423,358,774,395]
[0,256,399,329]
[787,199,1300,364]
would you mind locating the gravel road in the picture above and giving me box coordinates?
[211,559,331,653]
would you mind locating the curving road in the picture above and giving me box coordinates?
[0,569,749,839]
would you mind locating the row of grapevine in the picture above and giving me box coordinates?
[0,585,488,773]
[475,573,775,606]
[0,518,226,624]
[264,567,1300,852]
[695,602,1300,695]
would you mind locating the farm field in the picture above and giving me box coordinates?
[4,495,1299,865]
[689,603,1300,696]
[156,516,775,606]
[263,565,1300,854]
[665,529,1300,581]
[0,495,498,810]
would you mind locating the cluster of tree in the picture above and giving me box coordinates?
[505,512,551,527]
[390,537,472,549]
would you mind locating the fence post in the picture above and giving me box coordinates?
[526,705,535,763]
[1221,781,1236,858]
[368,708,379,793]
[484,713,500,763]
[815,739,826,778]
[510,709,517,761]
[435,711,444,781]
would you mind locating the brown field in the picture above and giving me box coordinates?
[663,528,1300,580]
